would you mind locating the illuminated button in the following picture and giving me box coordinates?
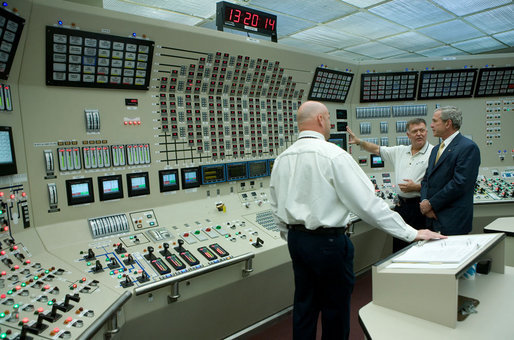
[22,317,29,324]
[13,265,19,270]
[81,277,86,282]
[2,227,7,232]
[21,282,26,287]
[44,285,50,290]
[45,270,50,274]
[9,194,14,200]
[7,290,12,295]
[12,246,17,250]
[25,260,31,264]
[86,262,91,266]
[21,192,27,197]
[13,304,19,309]
[194,230,200,235]
[33,276,39,280]
[1,271,6,276]
[15,285,21,291]
[47,301,53,306]
[0,313,4,318]
[0,294,5,299]
[37,307,44,313]
[0,251,5,256]
[72,284,77,289]
[65,316,73,324]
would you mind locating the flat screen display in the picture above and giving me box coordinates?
[66,178,94,205]
[202,164,226,184]
[181,167,201,189]
[226,162,248,181]
[308,67,353,103]
[0,7,25,80]
[126,172,150,197]
[248,160,268,178]
[0,126,17,176]
[159,169,179,192]
[370,154,384,168]
[98,175,123,201]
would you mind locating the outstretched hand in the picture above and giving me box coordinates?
[414,229,447,241]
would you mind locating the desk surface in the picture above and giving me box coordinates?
[359,266,514,340]
[484,217,514,235]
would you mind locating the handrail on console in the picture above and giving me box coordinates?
[133,252,255,301]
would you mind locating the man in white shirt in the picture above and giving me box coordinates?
[270,101,444,340]
[346,119,434,252]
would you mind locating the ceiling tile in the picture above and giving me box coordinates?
[431,0,511,16]
[325,12,408,39]
[279,37,336,53]
[465,4,514,34]
[345,42,405,58]
[290,26,369,48]
[328,49,373,61]
[250,0,356,23]
[418,20,484,44]
[369,0,455,29]
[341,0,387,8]
[493,30,514,46]
[452,36,508,53]
[103,0,204,25]
[379,31,442,51]
[417,45,469,57]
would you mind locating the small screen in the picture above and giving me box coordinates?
[0,126,17,176]
[98,175,123,201]
[202,164,226,184]
[227,163,248,181]
[159,169,180,192]
[181,167,201,189]
[127,172,150,197]
[370,154,385,168]
[248,160,268,178]
[66,178,94,205]
[329,133,347,151]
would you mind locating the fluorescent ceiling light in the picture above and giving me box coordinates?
[346,42,404,58]
[369,0,454,29]
[419,20,484,43]
[379,31,441,51]
[291,26,369,48]
[103,0,204,25]
[250,0,356,23]
[325,12,407,39]
[465,4,514,34]
[452,37,508,54]
[431,0,511,16]
[418,46,468,57]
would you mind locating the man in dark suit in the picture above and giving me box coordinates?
[420,106,481,235]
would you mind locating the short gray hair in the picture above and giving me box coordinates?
[437,106,462,130]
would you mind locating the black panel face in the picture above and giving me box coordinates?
[98,175,123,201]
[0,126,17,176]
[159,169,180,192]
[418,69,477,99]
[475,67,514,97]
[181,167,201,189]
[248,160,268,178]
[201,164,226,184]
[329,133,347,151]
[0,7,25,80]
[226,162,248,181]
[126,172,150,197]
[66,178,94,206]
[46,26,154,90]
[308,67,354,103]
[370,154,384,168]
[360,72,418,102]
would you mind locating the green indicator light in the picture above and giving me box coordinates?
[13,304,19,309]
[7,290,12,295]
[0,313,5,318]
[195,230,200,234]
[47,301,53,306]
[21,283,26,287]
[45,270,50,274]
[225,235,229,238]
[216,225,221,229]
[33,276,39,280]
[105,258,110,262]
[130,236,134,239]
[117,274,122,279]
[110,271,114,275]
[119,268,124,273]
[87,262,91,266]
[121,254,125,258]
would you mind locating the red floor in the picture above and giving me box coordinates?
[245,271,372,339]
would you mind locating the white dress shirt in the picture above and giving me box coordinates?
[269,130,417,242]
[439,130,460,152]
[379,142,434,198]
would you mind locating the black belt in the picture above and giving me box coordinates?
[286,224,346,235]
[397,196,420,204]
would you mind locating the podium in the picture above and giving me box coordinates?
[370,233,505,328]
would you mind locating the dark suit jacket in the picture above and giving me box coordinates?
[421,133,480,235]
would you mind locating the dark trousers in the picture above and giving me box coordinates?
[392,196,426,252]
[287,228,355,340]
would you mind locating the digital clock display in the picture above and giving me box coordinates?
[216,1,277,42]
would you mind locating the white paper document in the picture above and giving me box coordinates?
[392,234,497,264]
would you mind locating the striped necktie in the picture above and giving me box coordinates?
[435,141,445,164]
